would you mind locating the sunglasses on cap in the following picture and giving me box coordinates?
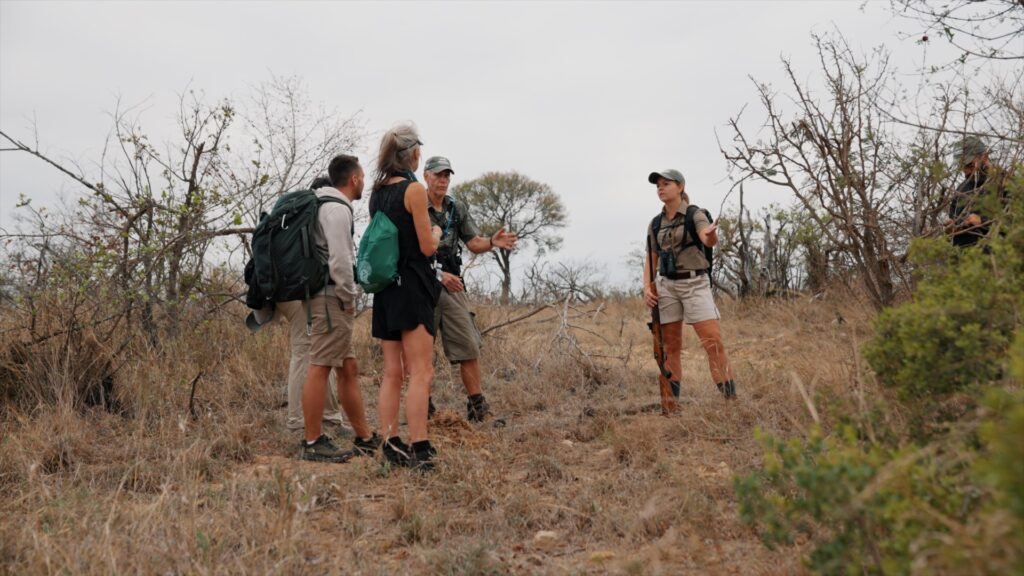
[399,139,423,152]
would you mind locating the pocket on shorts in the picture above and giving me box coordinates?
[309,305,331,335]
[469,311,482,345]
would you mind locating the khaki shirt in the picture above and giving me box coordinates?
[428,196,480,258]
[647,202,711,272]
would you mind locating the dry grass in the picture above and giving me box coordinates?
[0,293,878,574]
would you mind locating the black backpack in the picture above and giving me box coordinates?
[246,189,352,324]
[651,205,714,282]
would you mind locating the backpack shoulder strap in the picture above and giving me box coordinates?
[443,197,459,236]
[682,205,701,248]
[650,213,663,240]
[317,195,355,236]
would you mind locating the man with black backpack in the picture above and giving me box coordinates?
[423,156,518,422]
[642,169,738,402]
[246,155,379,462]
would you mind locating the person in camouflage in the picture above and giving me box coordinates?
[945,136,1008,249]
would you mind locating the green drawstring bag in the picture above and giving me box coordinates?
[356,210,401,293]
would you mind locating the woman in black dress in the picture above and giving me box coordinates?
[370,124,442,469]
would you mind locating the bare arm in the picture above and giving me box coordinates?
[465,226,518,254]
[465,236,491,254]
[404,182,441,257]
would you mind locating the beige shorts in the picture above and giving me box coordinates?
[434,289,482,363]
[656,275,720,325]
[308,294,355,367]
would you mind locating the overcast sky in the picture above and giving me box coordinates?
[0,1,960,289]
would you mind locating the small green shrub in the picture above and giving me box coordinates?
[735,426,974,575]
[864,240,1018,400]
[736,173,1022,574]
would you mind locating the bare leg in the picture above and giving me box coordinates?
[336,358,371,439]
[302,364,331,443]
[661,321,684,387]
[692,319,732,384]
[378,341,404,440]
[401,325,435,443]
[458,358,483,396]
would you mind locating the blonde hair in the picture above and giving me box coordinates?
[373,123,421,193]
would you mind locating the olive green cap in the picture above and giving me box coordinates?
[425,156,454,174]
[956,136,989,167]
[648,169,685,185]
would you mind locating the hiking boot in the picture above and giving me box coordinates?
[409,440,437,472]
[466,394,492,423]
[353,433,382,456]
[717,381,738,400]
[301,435,356,463]
[428,396,437,420]
[382,436,411,467]
[725,380,738,399]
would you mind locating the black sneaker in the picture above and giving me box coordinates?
[466,394,492,423]
[353,433,382,456]
[409,440,437,472]
[301,435,356,463]
[382,437,411,467]
[428,396,437,420]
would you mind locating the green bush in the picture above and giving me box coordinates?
[864,245,1019,400]
[736,172,1022,574]
[735,425,975,575]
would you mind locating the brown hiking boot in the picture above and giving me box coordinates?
[466,394,491,423]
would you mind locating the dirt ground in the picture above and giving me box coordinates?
[1,294,875,574]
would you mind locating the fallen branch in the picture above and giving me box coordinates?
[480,304,553,336]
[188,371,205,420]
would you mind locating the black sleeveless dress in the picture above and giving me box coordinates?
[369,180,442,340]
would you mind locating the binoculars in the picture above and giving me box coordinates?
[657,250,676,277]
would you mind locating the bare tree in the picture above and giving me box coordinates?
[715,202,816,297]
[224,75,364,227]
[722,34,914,309]
[521,259,604,303]
[891,0,1024,64]
[0,78,363,344]
[451,171,567,304]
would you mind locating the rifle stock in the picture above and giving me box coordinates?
[646,233,680,414]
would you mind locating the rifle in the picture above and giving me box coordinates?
[646,233,680,414]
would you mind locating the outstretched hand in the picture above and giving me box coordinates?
[491,227,518,251]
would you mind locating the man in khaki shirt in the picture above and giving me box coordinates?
[423,156,517,422]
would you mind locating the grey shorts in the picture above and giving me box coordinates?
[434,289,482,363]
[656,275,720,325]
[308,294,355,367]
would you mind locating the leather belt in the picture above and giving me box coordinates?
[661,269,707,280]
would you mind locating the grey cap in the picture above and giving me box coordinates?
[648,169,685,185]
[425,156,454,174]
[245,304,275,333]
[956,136,989,167]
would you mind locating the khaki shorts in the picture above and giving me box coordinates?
[434,289,482,363]
[656,275,720,325]
[308,294,355,367]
